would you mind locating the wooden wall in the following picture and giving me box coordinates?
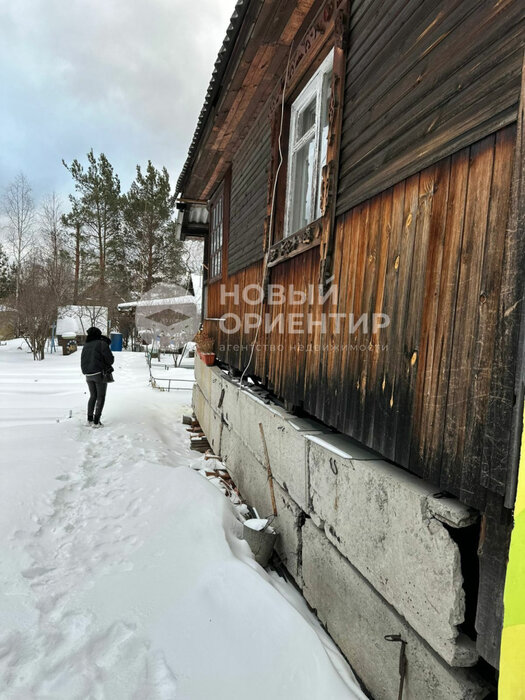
[206,124,517,512]
[337,0,524,215]
[228,111,270,275]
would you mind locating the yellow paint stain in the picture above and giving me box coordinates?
[394,255,400,271]
[499,403,525,697]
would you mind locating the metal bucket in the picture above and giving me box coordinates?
[242,517,277,567]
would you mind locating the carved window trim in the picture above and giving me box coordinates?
[268,219,322,268]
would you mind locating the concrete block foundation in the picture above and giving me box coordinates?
[193,358,490,699]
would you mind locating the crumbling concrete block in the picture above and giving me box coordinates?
[302,520,489,700]
[307,436,477,666]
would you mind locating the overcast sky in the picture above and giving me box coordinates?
[0,0,235,209]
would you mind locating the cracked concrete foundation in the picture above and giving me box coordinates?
[193,358,490,698]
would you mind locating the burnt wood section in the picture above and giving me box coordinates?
[337,0,525,215]
[228,111,271,275]
[482,53,525,509]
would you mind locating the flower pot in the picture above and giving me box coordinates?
[198,349,215,366]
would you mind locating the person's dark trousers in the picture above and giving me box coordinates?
[86,377,107,424]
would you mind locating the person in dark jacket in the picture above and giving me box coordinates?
[81,327,114,427]
[100,336,115,382]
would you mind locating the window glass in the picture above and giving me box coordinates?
[297,97,317,140]
[209,189,223,280]
[291,136,316,233]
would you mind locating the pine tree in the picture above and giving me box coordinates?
[0,243,15,299]
[122,161,184,293]
[62,204,86,304]
[63,150,121,290]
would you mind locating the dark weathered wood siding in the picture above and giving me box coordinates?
[228,112,271,275]
[206,125,518,512]
[193,1,524,668]
[337,0,524,215]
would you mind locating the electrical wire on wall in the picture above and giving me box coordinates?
[237,45,293,392]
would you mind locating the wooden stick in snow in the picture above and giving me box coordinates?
[259,422,278,516]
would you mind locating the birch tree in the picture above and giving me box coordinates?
[2,172,35,299]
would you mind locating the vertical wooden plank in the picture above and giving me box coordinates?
[323,218,346,425]
[304,248,324,415]
[375,180,406,455]
[441,134,495,502]
[461,127,515,496]
[342,202,370,435]
[362,188,392,446]
[421,147,470,485]
[394,165,436,467]
[334,209,360,428]
[482,56,525,503]
[408,157,451,480]
[383,172,419,461]
[354,194,382,441]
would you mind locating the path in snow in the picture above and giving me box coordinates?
[0,342,366,700]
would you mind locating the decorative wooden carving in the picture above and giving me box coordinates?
[334,9,349,49]
[286,0,345,90]
[267,221,322,267]
[328,74,339,145]
[267,0,347,120]
[263,215,271,253]
[320,161,335,216]
[319,9,349,291]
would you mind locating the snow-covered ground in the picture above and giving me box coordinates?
[0,341,366,700]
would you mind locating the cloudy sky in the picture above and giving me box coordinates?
[0,0,235,207]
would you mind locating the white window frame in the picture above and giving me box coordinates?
[284,49,334,238]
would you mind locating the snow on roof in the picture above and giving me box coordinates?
[56,306,108,336]
[118,295,197,311]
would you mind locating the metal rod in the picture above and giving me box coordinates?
[384,635,407,700]
[259,423,277,516]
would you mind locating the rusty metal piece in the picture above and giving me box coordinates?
[384,634,407,700]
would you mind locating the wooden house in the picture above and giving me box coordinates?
[177,1,524,696]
